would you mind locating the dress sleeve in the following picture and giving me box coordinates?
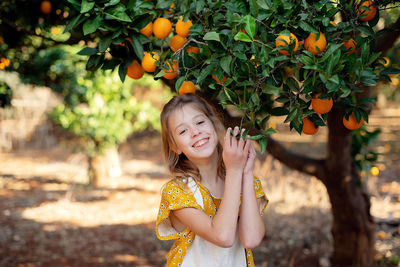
[254,176,269,214]
[155,180,202,240]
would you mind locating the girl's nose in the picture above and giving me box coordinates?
[191,127,200,137]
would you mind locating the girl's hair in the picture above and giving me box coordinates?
[160,93,226,182]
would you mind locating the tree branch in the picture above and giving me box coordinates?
[375,17,400,54]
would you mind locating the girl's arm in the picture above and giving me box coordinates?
[171,127,249,247]
[238,141,265,249]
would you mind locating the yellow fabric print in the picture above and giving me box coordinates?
[155,176,268,266]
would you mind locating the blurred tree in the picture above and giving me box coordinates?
[1,0,400,265]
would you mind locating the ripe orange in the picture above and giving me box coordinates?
[165,3,175,14]
[169,35,187,52]
[163,61,178,80]
[186,46,200,54]
[302,117,319,135]
[153,18,172,39]
[141,52,159,72]
[343,38,356,54]
[343,113,364,130]
[127,60,144,80]
[356,0,377,22]
[176,19,193,38]
[312,93,333,114]
[179,81,196,95]
[304,32,327,55]
[212,70,227,85]
[139,22,153,38]
[275,33,299,56]
[120,37,132,47]
[40,0,52,14]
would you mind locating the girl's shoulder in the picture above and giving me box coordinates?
[161,177,192,195]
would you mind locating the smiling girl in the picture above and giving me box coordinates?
[155,94,268,266]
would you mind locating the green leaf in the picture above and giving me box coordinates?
[299,55,313,66]
[118,62,127,82]
[63,14,83,33]
[243,15,256,38]
[77,47,98,56]
[105,5,132,22]
[83,16,102,35]
[81,0,95,13]
[259,137,267,153]
[358,25,375,37]
[329,74,340,84]
[131,36,144,60]
[99,35,113,52]
[299,21,318,34]
[154,70,166,78]
[204,32,221,42]
[270,107,288,116]
[220,56,232,75]
[234,32,252,42]
[320,43,343,62]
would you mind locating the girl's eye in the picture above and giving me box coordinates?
[197,121,205,125]
[179,129,187,135]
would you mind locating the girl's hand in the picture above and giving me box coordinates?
[243,139,256,178]
[223,126,250,172]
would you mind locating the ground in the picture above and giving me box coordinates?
[0,108,400,267]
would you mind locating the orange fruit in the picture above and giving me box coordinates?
[120,37,132,47]
[356,0,377,22]
[343,38,356,54]
[127,60,144,80]
[153,18,172,39]
[169,35,187,52]
[304,32,327,55]
[212,74,226,85]
[40,0,52,14]
[302,117,319,135]
[186,46,200,54]
[330,21,337,27]
[163,61,178,80]
[176,19,193,38]
[165,3,175,14]
[139,22,153,38]
[343,113,364,130]
[141,52,159,72]
[275,33,299,56]
[312,93,333,114]
[179,81,196,95]
[370,166,379,176]
[377,231,386,240]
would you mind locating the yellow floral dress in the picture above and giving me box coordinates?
[155,176,268,266]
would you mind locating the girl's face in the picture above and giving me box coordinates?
[168,103,219,164]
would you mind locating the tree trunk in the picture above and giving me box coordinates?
[88,146,122,187]
[324,107,375,266]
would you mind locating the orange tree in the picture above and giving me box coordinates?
[1,0,400,265]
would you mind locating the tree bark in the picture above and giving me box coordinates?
[323,107,375,266]
[88,146,122,187]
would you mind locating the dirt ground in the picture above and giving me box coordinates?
[1,112,400,266]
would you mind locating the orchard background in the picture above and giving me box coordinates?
[0,0,400,266]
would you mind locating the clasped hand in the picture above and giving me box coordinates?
[222,126,256,176]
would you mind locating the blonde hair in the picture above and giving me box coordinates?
[160,94,226,183]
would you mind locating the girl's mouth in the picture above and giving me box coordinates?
[192,138,209,148]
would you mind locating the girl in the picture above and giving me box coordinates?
[155,94,268,266]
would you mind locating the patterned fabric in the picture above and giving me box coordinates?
[155,176,268,266]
